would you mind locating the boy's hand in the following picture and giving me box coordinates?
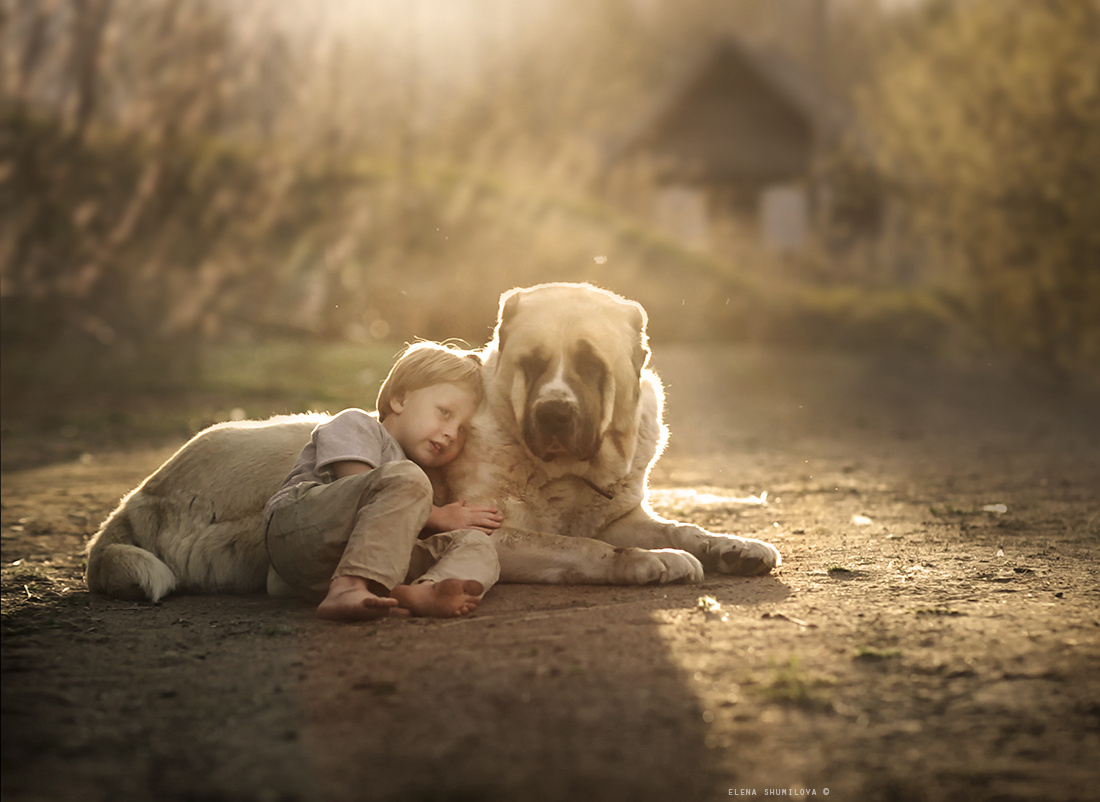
[428,500,503,535]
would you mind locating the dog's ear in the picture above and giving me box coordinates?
[628,302,650,377]
[496,289,523,351]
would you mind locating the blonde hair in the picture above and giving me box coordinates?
[376,342,484,420]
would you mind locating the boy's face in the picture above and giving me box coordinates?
[381,382,478,469]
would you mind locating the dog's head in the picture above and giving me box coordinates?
[488,283,650,466]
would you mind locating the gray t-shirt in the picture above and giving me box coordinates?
[264,408,406,523]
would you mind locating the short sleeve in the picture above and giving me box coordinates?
[313,409,404,473]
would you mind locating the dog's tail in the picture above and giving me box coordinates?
[85,495,178,602]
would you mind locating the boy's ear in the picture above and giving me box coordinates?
[388,393,406,414]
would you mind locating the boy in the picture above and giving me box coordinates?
[264,342,503,621]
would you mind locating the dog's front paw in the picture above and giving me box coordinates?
[651,548,705,584]
[611,547,704,585]
[711,536,781,576]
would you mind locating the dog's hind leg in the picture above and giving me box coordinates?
[172,513,270,595]
[86,502,178,602]
[86,543,178,602]
[87,488,271,601]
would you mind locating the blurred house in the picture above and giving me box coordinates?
[604,37,852,253]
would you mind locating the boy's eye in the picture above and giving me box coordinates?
[438,407,452,419]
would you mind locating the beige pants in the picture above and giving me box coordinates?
[265,461,499,602]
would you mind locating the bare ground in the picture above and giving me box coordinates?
[3,345,1099,802]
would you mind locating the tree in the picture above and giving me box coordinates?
[862,0,1100,374]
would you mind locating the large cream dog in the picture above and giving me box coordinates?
[85,283,780,601]
[441,283,780,585]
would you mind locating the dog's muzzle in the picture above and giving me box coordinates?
[525,398,598,462]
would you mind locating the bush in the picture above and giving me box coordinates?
[752,286,958,356]
[860,0,1100,375]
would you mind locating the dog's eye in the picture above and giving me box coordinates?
[573,343,606,385]
[519,353,547,383]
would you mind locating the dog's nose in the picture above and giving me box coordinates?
[535,400,575,436]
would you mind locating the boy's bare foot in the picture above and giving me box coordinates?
[316,575,401,621]
[391,578,485,618]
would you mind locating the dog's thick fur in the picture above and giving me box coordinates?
[85,283,780,601]
[440,283,780,585]
[85,415,325,601]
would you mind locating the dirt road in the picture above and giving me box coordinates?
[3,345,1098,801]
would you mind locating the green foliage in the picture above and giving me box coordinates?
[0,336,405,470]
[198,339,400,411]
[0,109,347,393]
[758,285,958,356]
[915,608,963,617]
[756,655,834,709]
[861,0,1100,374]
[5,0,1038,412]
[852,646,903,662]
[0,103,769,408]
